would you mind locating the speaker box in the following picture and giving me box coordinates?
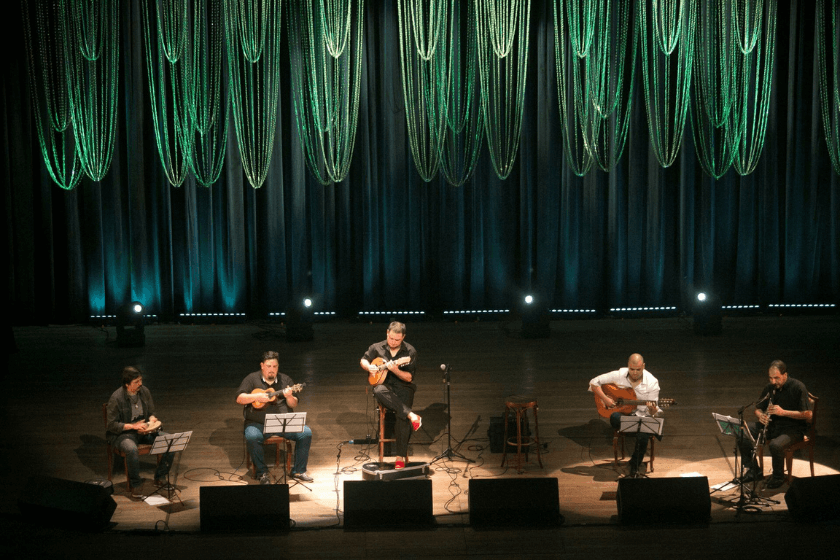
[785,474,840,522]
[617,476,710,524]
[200,485,290,532]
[344,479,434,530]
[18,476,117,532]
[469,477,562,527]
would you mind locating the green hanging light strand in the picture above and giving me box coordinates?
[817,0,840,175]
[554,0,593,176]
[475,0,530,180]
[691,0,738,179]
[288,0,364,185]
[67,0,120,182]
[438,0,484,187]
[405,0,447,61]
[142,0,193,187]
[189,0,229,186]
[224,0,283,189]
[319,0,352,57]
[397,0,448,182]
[732,0,763,55]
[565,0,596,59]
[639,0,695,169]
[728,0,776,176]
[583,0,637,172]
[22,0,83,190]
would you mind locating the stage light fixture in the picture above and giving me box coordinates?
[518,293,550,339]
[285,296,314,342]
[116,301,146,347]
[692,291,721,335]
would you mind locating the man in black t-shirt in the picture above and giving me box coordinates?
[236,351,313,484]
[738,360,811,489]
[360,321,422,469]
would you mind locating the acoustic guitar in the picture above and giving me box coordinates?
[594,383,676,418]
[250,383,306,409]
[367,357,411,386]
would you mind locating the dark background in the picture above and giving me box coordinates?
[3,0,838,324]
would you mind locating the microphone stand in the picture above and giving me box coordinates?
[431,364,474,465]
[732,392,779,516]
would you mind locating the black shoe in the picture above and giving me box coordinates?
[740,469,764,483]
[259,472,271,485]
[130,480,147,499]
[765,475,786,489]
[291,472,314,483]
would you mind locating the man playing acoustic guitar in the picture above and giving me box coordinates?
[360,321,422,469]
[589,353,663,477]
[236,351,313,484]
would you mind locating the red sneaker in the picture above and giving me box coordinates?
[395,459,405,469]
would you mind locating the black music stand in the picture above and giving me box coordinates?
[147,430,192,504]
[264,413,310,490]
[710,412,778,514]
[618,415,663,478]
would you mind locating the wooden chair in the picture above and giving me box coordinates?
[102,403,160,492]
[375,403,402,464]
[613,430,656,472]
[757,393,818,483]
[501,396,542,473]
[245,435,293,481]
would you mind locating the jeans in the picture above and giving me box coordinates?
[245,423,312,476]
[114,432,173,487]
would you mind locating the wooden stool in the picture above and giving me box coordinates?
[376,403,401,464]
[501,396,542,473]
[613,430,656,472]
[246,436,293,481]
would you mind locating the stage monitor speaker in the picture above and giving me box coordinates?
[18,476,117,532]
[617,476,710,524]
[200,485,290,532]
[785,474,840,522]
[344,479,434,530]
[469,477,562,528]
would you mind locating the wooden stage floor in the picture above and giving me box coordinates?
[3,316,838,557]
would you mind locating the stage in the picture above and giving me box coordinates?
[3,315,838,557]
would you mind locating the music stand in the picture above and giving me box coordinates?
[264,413,309,490]
[619,415,663,437]
[148,430,192,503]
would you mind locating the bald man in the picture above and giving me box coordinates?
[589,354,663,477]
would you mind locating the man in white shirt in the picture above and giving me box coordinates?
[589,353,662,477]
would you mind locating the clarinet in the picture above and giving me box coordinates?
[758,388,778,447]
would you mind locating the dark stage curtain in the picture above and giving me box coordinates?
[3,1,838,324]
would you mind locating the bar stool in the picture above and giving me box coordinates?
[613,430,655,472]
[375,403,410,464]
[245,436,293,482]
[501,395,542,473]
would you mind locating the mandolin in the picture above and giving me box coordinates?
[367,357,411,386]
[594,383,676,418]
[250,383,306,409]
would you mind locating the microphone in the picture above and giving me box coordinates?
[347,437,378,445]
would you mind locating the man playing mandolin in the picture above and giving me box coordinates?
[236,351,313,484]
[106,366,174,497]
[589,353,663,477]
[360,321,422,469]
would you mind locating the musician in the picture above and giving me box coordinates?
[360,321,422,469]
[236,351,313,484]
[737,360,810,489]
[589,353,662,477]
[106,366,173,496]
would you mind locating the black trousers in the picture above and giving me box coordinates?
[373,382,415,457]
[738,422,803,477]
